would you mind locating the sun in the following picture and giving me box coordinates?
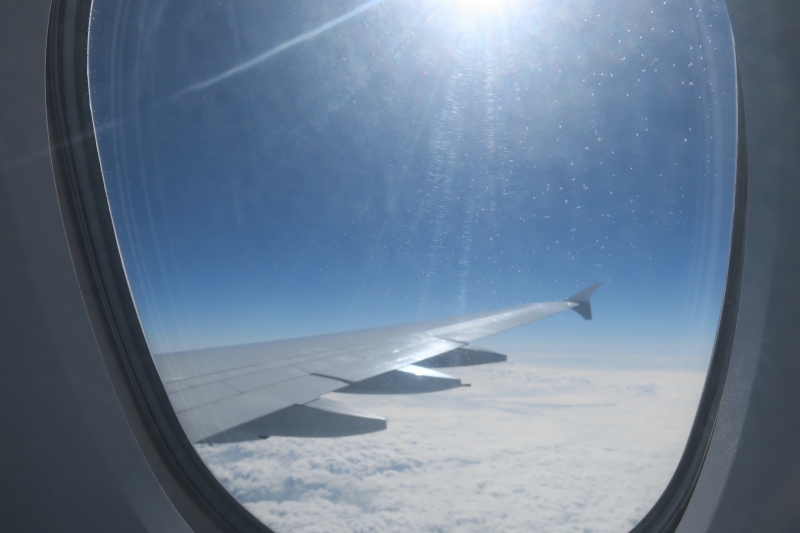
[459,0,516,16]
[431,0,522,29]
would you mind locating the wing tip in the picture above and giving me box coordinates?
[565,283,601,320]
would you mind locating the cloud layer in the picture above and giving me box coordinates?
[196,362,705,532]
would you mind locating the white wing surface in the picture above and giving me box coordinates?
[155,284,600,443]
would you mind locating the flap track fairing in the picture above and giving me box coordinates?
[416,347,507,368]
[200,398,386,442]
[337,365,462,394]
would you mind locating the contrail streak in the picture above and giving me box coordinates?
[169,0,391,101]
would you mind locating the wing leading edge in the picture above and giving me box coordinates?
[156,284,600,443]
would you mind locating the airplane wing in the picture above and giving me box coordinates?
[154,284,600,443]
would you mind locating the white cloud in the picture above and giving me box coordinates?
[196,362,705,532]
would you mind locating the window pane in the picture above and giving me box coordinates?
[88,0,736,530]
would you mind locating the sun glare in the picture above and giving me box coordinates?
[460,0,513,14]
[434,0,520,25]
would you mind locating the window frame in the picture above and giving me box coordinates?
[46,0,273,531]
[45,1,749,532]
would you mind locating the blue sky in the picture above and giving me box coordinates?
[89,0,736,370]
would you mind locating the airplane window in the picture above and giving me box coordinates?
[87,0,736,531]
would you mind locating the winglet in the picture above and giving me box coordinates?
[565,283,601,320]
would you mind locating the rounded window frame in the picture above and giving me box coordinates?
[45,1,748,531]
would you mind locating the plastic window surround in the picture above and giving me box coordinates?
[44,0,748,531]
